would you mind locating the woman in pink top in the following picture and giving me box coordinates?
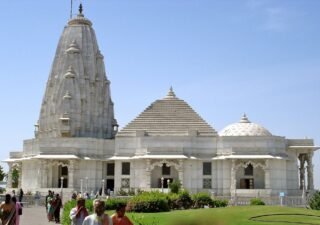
[12,196,22,225]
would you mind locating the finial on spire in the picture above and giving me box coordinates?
[79,3,83,14]
[164,86,176,99]
[240,113,250,123]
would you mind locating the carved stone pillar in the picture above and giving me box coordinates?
[7,163,12,188]
[40,160,49,188]
[146,159,151,189]
[68,160,76,189]
[298,154,306,190]
[17,163,22,188]
[306,153,314,190]
[7,163,13,189]
[264,159,270,189]
[230,160,236,196]
[178,159,184,187]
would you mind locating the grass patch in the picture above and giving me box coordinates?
[119,206,320,225]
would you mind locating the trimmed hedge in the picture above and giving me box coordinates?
[212,199,228,208]
[250,198,265,205]
[191,192,228,208]
[192,192,213,208]
[127,191,170,212]
[105,198,129,210]
[62,191,228,224]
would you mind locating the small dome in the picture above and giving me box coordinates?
[219,114,272,136]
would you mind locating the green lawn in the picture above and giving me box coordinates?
[113,206,320,225]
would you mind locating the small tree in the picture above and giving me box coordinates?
[309,191,320,210]
[12,168,19,188]
[169,180,181,194]
[0,165,6,181]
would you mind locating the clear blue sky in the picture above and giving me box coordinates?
[1,0,319,188]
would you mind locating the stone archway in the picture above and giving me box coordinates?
[50,161,69,188]
[148,159,183,189]
[235,160,266,189]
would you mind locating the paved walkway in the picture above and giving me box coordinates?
[20,205,61,225]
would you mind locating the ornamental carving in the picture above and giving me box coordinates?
[235,160,267,170]
[50,160,69,167]
[148,159,182,171]
[12,162,22,170]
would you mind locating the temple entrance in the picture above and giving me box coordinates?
[240,178,254,189]
[150,163,178,188]
[107,179,114,191]
[58,165,68,188]
[158,178,173,188]
[235,161,265,189]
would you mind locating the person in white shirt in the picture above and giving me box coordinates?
[82,199,112,225]
[70,197,89,225]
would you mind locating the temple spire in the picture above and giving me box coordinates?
[79,3,83,15]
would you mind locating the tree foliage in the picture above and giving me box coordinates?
[0,165,6,181]
[169,180,181,194]
[12,168,19,188]
[309,191,320,210]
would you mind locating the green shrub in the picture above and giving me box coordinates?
[0,188,5,194]
[250,198,265,205]
[105,198,129,210]
[192,192,213,208]
[117,188,128,196]
[169,180,182,194]
[177,190,192,209]
[309,191,320,210]
[167,193,179,210]
[62,200,76,225]
[127,191,169,212]
[211,199,228,208]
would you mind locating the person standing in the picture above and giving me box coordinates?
[45,190,53,213]
[111,203,133,225]
[0,194,16,225]
[53,193,62,224]
[47,191,54,222]
[18,188,24,203]
[69,197,88,225]
[12,196,22,225]
[82,199,112,225]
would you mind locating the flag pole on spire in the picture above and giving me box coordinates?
[70,0,73,19]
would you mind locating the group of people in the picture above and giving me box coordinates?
[0,193,23,225]
[0,189,133,225]
[46,190,63,224]
[70,197,133,225]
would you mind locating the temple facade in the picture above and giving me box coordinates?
[5,8,319,198]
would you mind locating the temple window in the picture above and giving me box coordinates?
[162,163,170,175]
[107,163,115,176]
[203,162,212,175]
[122,162,130,175]
[121,178,130,188]
[244,164,253,176]
[203,178,212,189]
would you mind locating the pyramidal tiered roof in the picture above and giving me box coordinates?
[37,5,117,139]
[117,88,217,137]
